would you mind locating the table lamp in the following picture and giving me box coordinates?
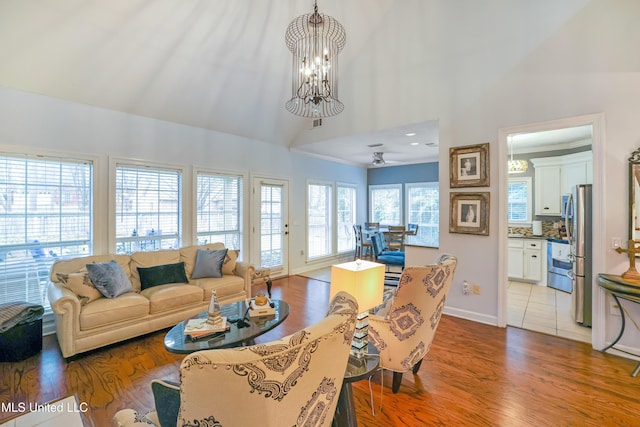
[330,260,385,358]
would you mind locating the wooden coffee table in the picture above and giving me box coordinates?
[164,299,289,354]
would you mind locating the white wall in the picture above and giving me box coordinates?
[0,86,367,275]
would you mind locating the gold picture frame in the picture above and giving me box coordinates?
[449,192,490,235]
[449,143,490,188]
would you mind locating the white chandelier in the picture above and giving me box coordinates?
[285,1,346,118]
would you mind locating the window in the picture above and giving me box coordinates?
[195,171,243,252]
[307,182,332,259]
[369,184,402,225]
[405,182,439,247]
[336,184,356,254]
[508,177,532,223]
[115,164,182,254]
[0,154,93,309]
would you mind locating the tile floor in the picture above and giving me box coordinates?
[507,280,592,343]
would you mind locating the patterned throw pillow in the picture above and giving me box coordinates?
[56,271,103,305]
[222,249,240,275]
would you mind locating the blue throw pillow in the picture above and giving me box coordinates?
[86,260,133,298]
[137,262,189,290]
[191,248,228,279]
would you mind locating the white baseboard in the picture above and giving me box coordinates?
[443,306,499,327]
[602,343,640,362]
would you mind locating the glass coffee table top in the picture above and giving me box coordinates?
[164,299,289,354]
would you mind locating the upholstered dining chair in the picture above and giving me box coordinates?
[370,232,405,271]
[112,292,359,427]
[368,254,457,393]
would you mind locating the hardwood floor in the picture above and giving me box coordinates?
[1,275,639,426]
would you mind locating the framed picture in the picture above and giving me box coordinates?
[449,143,490,187]
[449,192,490,235]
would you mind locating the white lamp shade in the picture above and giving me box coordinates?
[330,260,385,312]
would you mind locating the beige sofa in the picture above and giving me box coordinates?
[47,243,254,358]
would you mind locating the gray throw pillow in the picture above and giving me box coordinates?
[86,260,133,298]
[191,248,228,279]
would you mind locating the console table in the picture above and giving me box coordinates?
[597,273,640,377]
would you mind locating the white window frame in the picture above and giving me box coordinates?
[0,148,97,311]
[194,168,246,255]
[369,184,403,225]
[306,180,333,261]
[336,183,357,254]
[405,182,439,247]
[508,176,533,224]
[109,158,186,254]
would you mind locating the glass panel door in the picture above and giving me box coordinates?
[253,178,289,275]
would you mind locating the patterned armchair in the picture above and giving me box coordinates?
[368,254,457,393]
[112,291,358,427]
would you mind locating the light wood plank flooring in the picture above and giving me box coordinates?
[1,276,639,426]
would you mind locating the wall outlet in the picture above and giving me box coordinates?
[473,285,481,295]
[609,299,621,316]
[462,281,470,295]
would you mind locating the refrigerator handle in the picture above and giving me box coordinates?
[564,193,574,244]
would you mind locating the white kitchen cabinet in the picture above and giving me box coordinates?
[523,240,544,281]
[531,151,592,216]
[561,151,593,194]
[508,238,545,283]
[534,166,562,215]
[508,239,524,278]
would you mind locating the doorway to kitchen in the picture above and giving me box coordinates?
[498,114,606,348]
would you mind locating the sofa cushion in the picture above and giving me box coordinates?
[86,260,134,298]
[130,249,181,292]
[180,243,225,278]
[50,254,131,283]
[192,249,227,279]
[79,293,149,330]
[138,262,189,290]
[140,283,204,315]
[56,271,103,305]
[222,250,240,275]
[190,275,245,301]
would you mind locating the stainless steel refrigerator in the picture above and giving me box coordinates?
[565,184,592,327]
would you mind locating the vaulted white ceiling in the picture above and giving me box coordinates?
[0,0,599,166]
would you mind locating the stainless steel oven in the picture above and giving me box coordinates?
[547,239,572,293]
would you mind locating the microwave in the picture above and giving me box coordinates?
[561,194,573,219]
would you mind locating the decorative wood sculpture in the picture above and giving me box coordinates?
[615,240,640,282]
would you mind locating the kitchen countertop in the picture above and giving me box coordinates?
[508,235,569,243]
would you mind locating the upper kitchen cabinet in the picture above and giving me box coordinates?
[534,164,562,215]
[561,151,593,195]
[531,151,592,216]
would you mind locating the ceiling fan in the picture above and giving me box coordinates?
[372,152,386,165]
